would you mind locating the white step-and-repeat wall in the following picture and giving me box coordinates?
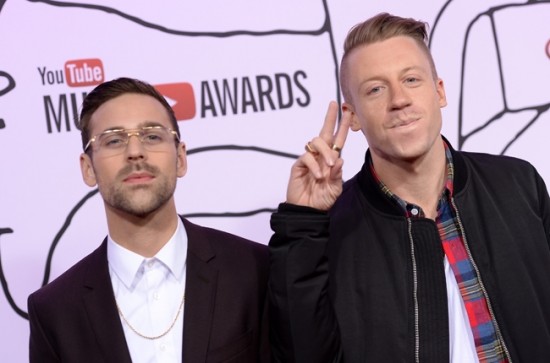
[1,0,549,360]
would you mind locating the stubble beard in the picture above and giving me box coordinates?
[103,163,177,218]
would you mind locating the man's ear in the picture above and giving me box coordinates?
[436,78,448,108]
[342,102,361,132]
[80,153,97,187]
[176,142,187,178]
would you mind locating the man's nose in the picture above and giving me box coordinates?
[125,133,146,160]
[389,84,412,110]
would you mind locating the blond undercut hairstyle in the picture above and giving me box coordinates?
[339,13,438,103]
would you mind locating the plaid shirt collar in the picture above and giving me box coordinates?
[369,140,454,218]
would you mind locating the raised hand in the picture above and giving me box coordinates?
[286,101,351,211]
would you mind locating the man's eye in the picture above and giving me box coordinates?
[143,132,164,144]
[367,86,382,95]
[102,135,126,148]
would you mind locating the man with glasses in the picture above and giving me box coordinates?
[27,77,270,363]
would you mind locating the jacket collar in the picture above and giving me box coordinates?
[181,217,218,362]
[82,240,133,362]
[354,136,467,216]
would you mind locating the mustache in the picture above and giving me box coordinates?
[117,163,159,179]
[390,110,421,127]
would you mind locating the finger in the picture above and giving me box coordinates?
[329,157,344,181]
[319,101,339,142]
[296,151,326,179]
[304,141,319,156]
[331,109,352,155]
[309,136,336,167]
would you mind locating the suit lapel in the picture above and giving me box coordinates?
[181,218,218,363]
[82,240,132,363]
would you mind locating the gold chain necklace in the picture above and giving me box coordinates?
[116,292,185,340]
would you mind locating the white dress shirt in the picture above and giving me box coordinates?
[107,218,187,363]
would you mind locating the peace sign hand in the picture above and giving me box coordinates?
[286,101,351,211]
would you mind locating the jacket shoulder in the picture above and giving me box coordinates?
[28,244,105,305]
[458,151,541,183]
[182,218,268,268]
[460,150,534,168]
[454,151,548,206]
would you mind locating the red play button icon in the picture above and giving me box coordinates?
[155,82,196,121]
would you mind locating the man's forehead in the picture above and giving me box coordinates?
[93,120,168,133]
[89,94,171,132]
[346,37,432,75]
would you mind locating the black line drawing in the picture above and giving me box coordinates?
[1,0,341,320]
[0,228,26,318]
[28,0,328,37]
[430,0,550,154]
[0,71,16,130]
[1,0,339,320]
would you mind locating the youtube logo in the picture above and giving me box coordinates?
[64,59,104,87]
[40,58,310,134]
[155,82,196,121]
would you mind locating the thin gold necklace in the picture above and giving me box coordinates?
[116,292,185,340]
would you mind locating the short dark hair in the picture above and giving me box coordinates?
[79,77,180,152]
[340,13,438,103]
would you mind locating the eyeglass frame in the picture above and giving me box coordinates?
[84,125,180,154]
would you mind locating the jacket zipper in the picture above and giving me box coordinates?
[407,218,420,363]
[451,197,513,362]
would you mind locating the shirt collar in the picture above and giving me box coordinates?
[442,141,455,196]
[369,138,455,217]
[107,217,188,290]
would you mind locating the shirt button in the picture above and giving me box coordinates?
[160,344,166,351]
[147,260,154,268]
[153,292,159,300]
[411,208,419,216]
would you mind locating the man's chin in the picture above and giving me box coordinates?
[111,196,165,218]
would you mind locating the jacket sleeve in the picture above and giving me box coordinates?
[259,282,272,363]
[268,203,342,363]
[535,169,550,248]
[28,293,61,363]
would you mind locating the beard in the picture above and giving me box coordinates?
[100,162,177,218]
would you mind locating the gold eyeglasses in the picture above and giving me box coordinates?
[84,125,179,155]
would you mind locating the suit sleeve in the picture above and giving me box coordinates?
[268,203,342,363]
[28,293,61,362]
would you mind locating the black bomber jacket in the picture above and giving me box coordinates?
[269,140,550,363]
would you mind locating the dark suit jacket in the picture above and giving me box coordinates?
[28,217,270,362]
